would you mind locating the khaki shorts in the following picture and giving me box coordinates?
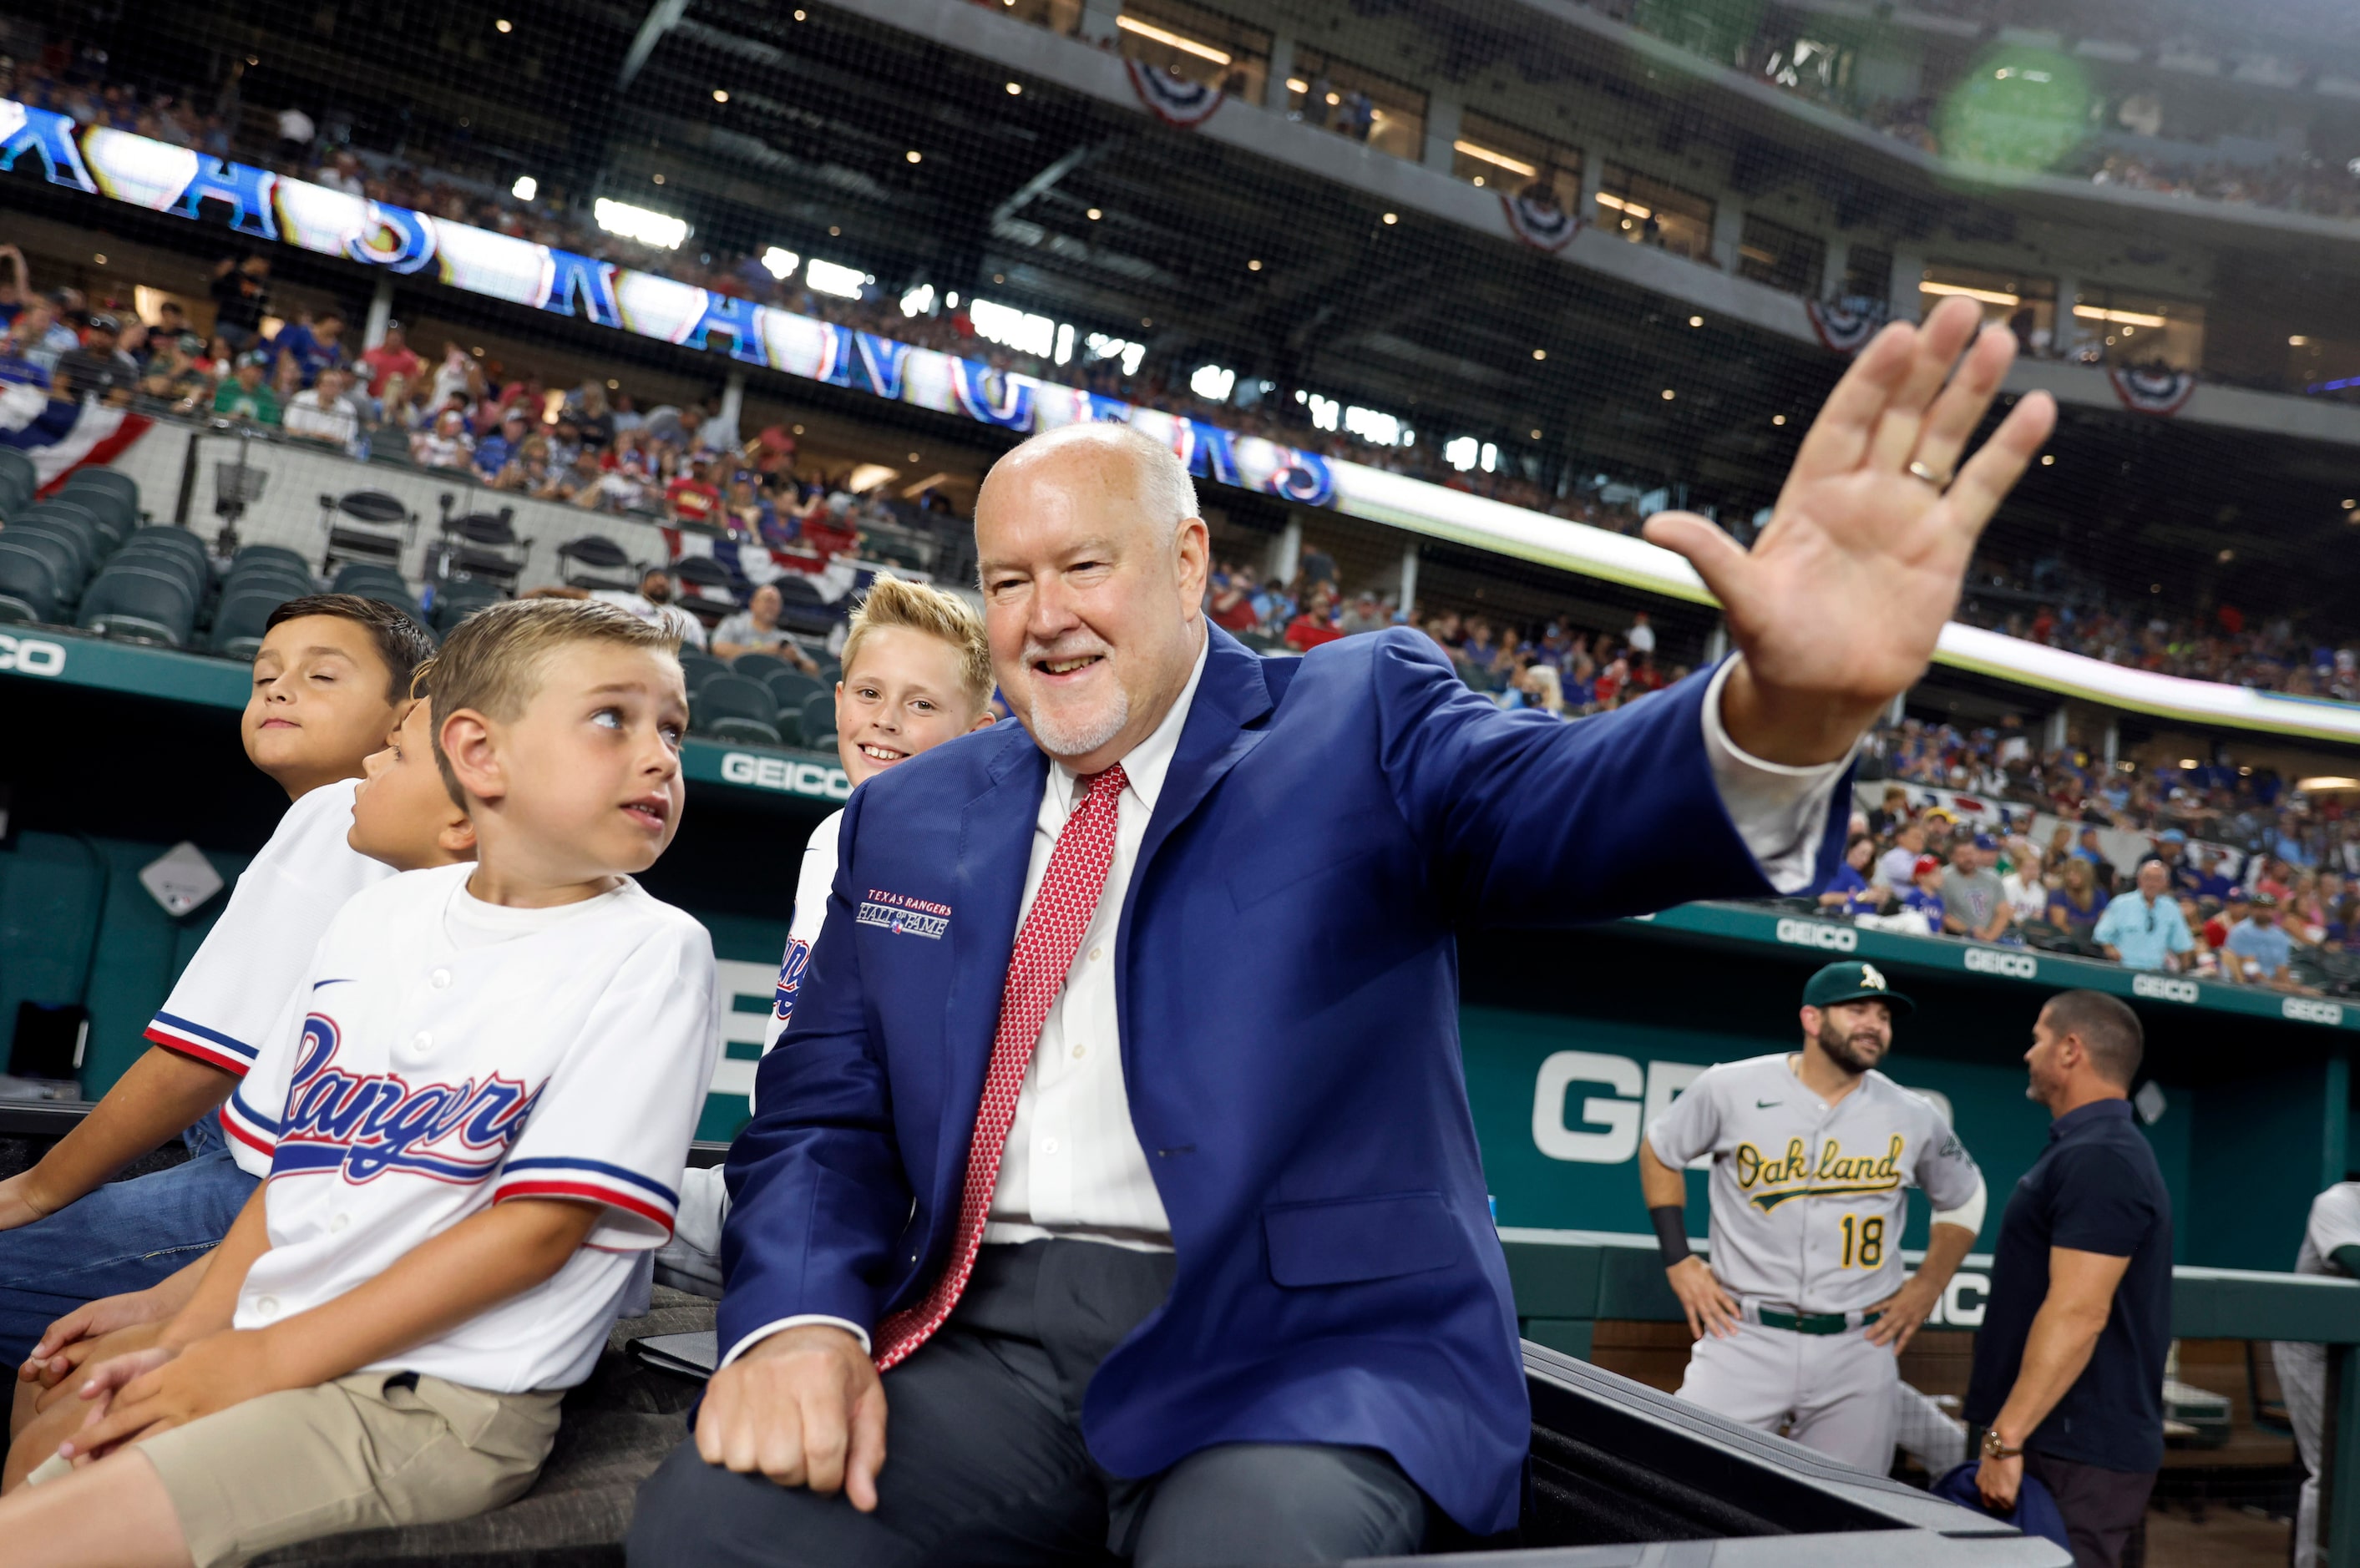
[134,1369,563,1568]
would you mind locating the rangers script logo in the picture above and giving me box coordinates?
[772,937,812,1025]
[271,1014,539,1183]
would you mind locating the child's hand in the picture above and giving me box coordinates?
[63,1330,289,1464]
[28,1322,166,1414]
[22,1288,175,1386]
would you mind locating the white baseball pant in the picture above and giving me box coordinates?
[1675,1318,1898,1474]
[2276,1338,2327,1568]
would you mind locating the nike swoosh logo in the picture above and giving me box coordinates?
[311,978,358,990]
[1755,1099,1782,1108]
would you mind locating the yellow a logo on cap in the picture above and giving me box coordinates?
[1859,964,1887,991]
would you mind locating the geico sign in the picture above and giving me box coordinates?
[2131,974,2199,1004]
[0,635,64,676]
[1962,947,2038,980]
[719,751,854,801]
[2283,996,2346,1027]
[1532,1050,1952,1166]
[1774,918,1856,952]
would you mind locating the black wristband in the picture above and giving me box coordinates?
[1650,1206,1693,1269]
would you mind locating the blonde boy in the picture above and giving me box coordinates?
[0,597,433,1373]
[6,668,475,1490]
[659,577,993,1295]
[0,600,717,1565]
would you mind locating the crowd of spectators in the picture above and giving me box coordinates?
[1960,591,2360,705]
[1813,773,2360,992]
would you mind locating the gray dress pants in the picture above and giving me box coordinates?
[628,1240,1429,1567]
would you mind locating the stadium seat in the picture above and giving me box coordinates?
[78,564,197,646]
[58,467,137,509]
[230,544,314,582]
[108,541,210,602]
[0,529,84,609]
[220,562,314,603]
[692,674,784,746]
[122,525,211,580]
[676,650,730,695]
[731,650,790,683]
[798,692,836,746]
[7,517,97,595]
[56,474,139,535]
[762,666,828,715]
[0,449,38,506]
[210,585,302,658]
[556,533,640,592]
[435,508,531,591]
[0,541,60,624]
[332,561,411,597]
[320,488,416,576]
[806,726,838,755]
[431,579,506,635]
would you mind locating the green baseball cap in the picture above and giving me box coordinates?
[1802,960,1914,1016]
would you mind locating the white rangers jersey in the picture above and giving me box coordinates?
[762,808,840,1057]
[225,863,719,1392]
[1648,1054,1982,1315]
[144,778,392,1089]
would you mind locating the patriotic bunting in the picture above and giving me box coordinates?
[1805,297,1886,355]
[2106,364,2196,417]
[1498,190,1580,253]
[1125,59,1225,129]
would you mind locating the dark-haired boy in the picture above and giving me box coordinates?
[0,596,433,1373]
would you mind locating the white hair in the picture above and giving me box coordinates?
[996,421,1198,544]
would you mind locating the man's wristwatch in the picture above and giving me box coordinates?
[1981,1430,2023,1460]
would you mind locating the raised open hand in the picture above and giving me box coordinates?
[1643,294,2056,764]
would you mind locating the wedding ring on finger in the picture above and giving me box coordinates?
[1907,459,1952,491]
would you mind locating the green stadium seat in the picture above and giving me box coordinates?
[122,526,210,581]
[1,529,83,609]
[797,693,835,745]
[0,450,37,505]
[210,586,302,658]
[806,726,838,756]
[56,477,138,536]
[58,467,137,509]
[230,544,313,581]
[676,650,730,694]
[6,518,95,595]
[0,541,60,624]
[332,560,410,596]
[692,674,783,746]
[430,581,505,635]
[761,666,827,714]
[78,564,197,647]
[732,650,791,684]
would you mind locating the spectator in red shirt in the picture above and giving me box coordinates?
[666,459,723,528]
[1208,566,1262,634]
[1284,584,1345,652]
[358,323,424,400]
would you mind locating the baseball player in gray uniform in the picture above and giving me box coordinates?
[1639,960,1988,1472]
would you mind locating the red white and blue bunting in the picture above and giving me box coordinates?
[1805,297,1885,356]
[1124,59,1226,129]
[1498,190,1580,253]
[2105,364,2196,417]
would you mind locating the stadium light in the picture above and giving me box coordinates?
[1114,16,1230,64]
[1191,364,1237,401]
[899,282,936,316]
[713,89,729,104]
[905,150,923,164]
[2073,304,2169,328]
[1922,281,2019,306]
[1086,333,1146,376]
[1453,141,1537,178]
[593,198,688,250]
[1053,322,1076,366]
[1594,191,1652,220]
[806,258,870,299]
[1444,437,1480,472]
[1306,393,1341,432]
[1345,406,1408,447]
[511,175,537,201]
[761,246,801,281]
[495,18,512,32]
[1006,82,1023,95]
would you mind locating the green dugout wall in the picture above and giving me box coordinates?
[2,628,2354,1267]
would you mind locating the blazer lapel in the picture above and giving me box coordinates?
[933,728,1047,1206]
[1132,625,1278,887]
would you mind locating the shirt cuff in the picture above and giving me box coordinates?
[720,1314,873,1369]
[1701,656,1856,897]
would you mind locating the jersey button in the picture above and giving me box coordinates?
[1072,1043,1086,1060]
[409,1031,433,1056]
[329,1213,351,1233]
[1041,1137,1060,1155]
[430,969,452,989]
[251,1295,279,1318]
[1088,946,1103,963]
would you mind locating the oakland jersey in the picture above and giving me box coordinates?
[1648,1053,1980,1314]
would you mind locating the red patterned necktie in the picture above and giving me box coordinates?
[873,762,1129,1371]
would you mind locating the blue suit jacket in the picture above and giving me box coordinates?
[721,625,1849,1532]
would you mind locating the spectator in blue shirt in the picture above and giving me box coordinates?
[472,407,532,482]
[2223,894,2297,987]
[2090,862,2193,972]
[2047,857,2109,939]
[270,308,347,388]
[1899,856,1949,928]
[1816,835,1885,917]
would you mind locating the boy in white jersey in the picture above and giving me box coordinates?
[1640,961,1987,1473]
[6,668,476,1487]
[2272,1177,2360,1568]
[660,578,995,1296]
[0,599,717,1566]
[0,597,433,1373]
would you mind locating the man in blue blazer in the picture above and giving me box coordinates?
[631,297,2055,1565]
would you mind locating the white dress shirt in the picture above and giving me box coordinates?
[722,639,1850,1360]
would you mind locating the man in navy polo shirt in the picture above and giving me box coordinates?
[1967,990,2171,1568]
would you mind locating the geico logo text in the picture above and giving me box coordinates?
[0,635,65,676]
[1774,918,1857,952]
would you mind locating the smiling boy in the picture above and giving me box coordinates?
[658,578,994,1296]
